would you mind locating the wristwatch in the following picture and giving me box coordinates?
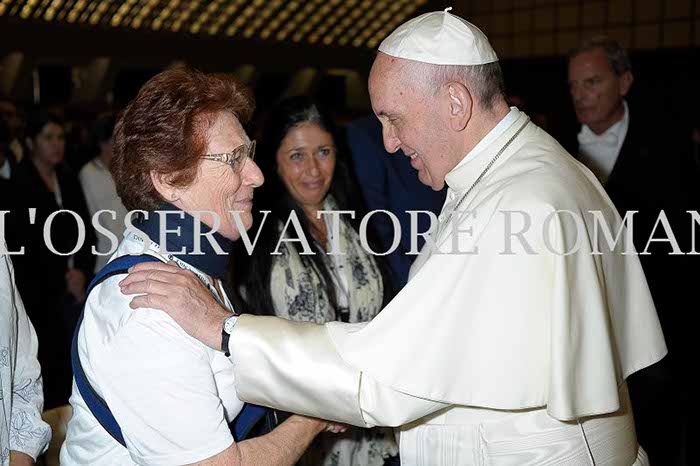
[221,314,238,357]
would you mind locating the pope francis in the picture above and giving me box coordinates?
[121,9,667,466]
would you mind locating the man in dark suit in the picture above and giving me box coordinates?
[568,36,696,466]
[346,115,446,288]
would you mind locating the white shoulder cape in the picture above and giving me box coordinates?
[327,113,667,420]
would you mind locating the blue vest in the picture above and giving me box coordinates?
[71,254,268,446]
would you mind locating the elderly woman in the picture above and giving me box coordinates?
[233,97,397,466]
[60,70,337,465]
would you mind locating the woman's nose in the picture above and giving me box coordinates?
[306,156,320,175]
[242,159,264,187]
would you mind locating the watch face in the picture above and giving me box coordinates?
[223,315,238,334]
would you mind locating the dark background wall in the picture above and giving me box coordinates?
[1,0,698,143]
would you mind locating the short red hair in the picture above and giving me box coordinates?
[112,69,254,211]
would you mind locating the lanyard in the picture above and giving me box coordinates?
[125,229,228,308]
[435,117,530,242]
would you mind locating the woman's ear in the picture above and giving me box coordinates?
[150,170,180,202]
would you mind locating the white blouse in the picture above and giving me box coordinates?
[60,231,243,465]
[1,245,51,464]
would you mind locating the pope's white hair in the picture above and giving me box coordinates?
[401,61,506,111]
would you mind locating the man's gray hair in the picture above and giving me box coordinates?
[568,36,632,76]
[404,61,506,111]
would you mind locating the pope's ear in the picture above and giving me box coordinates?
[446,82,472,132]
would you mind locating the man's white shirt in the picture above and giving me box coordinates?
[577,101,629,183]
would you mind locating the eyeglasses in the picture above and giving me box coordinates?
[201,140,256,173]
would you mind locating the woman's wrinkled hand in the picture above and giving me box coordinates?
[118,261,232,350]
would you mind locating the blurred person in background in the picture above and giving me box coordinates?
[692,117,700,171]
[0,115,13,196]
[345,114,445,289]
[568,36,695,465]
[234,96,398,466]
[2,114,51,461]
[0,99,24,179]
[79,113,128,271]
[10,109,95,410]
[1,241,52,466]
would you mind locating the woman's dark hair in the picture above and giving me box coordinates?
[233,96,394,317]
[25,108,64,141]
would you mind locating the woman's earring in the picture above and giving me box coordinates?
[171,193,178,201]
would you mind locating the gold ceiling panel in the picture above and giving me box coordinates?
[0,0,429,48]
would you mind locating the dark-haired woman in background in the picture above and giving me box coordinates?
[234,97,398,466]
[10,109,95,409]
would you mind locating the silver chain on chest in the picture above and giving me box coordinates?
[435,117,531,240]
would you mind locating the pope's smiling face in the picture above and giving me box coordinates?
[369,53,454,191]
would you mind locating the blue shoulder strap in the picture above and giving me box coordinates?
[233,404,269,442]
[71,254,268,448]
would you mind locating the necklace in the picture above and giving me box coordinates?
[435,116,530,240]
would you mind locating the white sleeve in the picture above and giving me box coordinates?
[92,310,233,466]
[2,250,52,459]
[358,374,447,427]
[230,315,447,428]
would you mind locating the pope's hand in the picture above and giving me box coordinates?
[118,261,231,351]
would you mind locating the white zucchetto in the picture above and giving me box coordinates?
[378,7,498,66]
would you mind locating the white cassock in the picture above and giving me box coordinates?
[229,109,667,465]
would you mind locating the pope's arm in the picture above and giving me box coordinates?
[119,262,447,427]
[230,314,448,428]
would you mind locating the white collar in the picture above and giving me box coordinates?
[444,107,524,192]
[578,101,629,146]
[452,107,521,172]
